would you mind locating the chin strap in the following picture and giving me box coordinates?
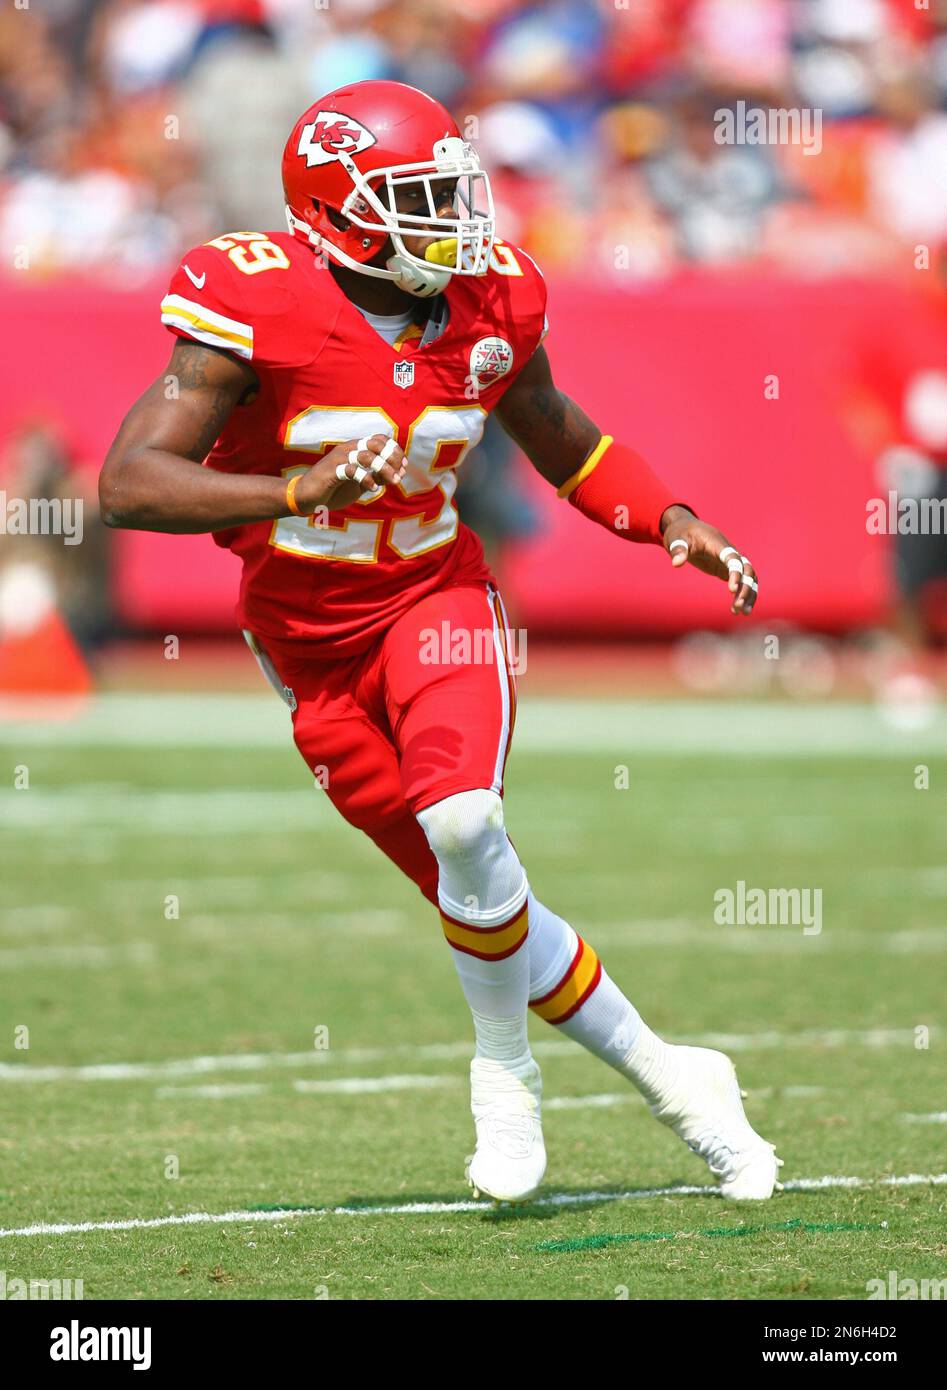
[286,206,455,299]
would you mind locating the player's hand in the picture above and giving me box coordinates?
[661,506,759,616]
[293,435,407,512]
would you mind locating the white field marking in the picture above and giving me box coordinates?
[3,1173,946,1240]
[6,901,942,958]
[675,1026,927,1051]
[861,867,947,896]
[883,929,947,953]
[753,1085,828,1098]
[0,906,82,935]
[0,900,401,938]
[0,788,334,835]
[292,1074,456,1095]
[590,922,947,954]
[185,910,405,942]
[0,1026,929,1087]
[107,874,324,893]
[0,1050,334,1085]
[0,942,155,970]
[545,1093,631,1111]
[148,1078,826,1107]
[903,1112,947,1123]
[785,1174,947,1191]
[0,1041,478,1085]
[103,873,357,904]
[155,1083,270,1100]
[2,694,946,756]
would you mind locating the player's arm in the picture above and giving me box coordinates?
[99,339,405,533]
[494,345,759,615]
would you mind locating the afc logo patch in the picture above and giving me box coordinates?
[469,336,513,390]
[393,360,415,390]
[297,112,376,168]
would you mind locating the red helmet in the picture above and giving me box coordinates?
[282,80,495,297]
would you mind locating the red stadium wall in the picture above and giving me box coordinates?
[2,272,939,635]
[509,273,936,636]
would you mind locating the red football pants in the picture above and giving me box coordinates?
[256,583,518,906]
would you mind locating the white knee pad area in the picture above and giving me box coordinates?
[417,789,528,926]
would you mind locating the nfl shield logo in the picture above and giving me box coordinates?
[393,360,415,390]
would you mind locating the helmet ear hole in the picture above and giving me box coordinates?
[325,205,351,233]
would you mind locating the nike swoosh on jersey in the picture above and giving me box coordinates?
[184,264,206,290]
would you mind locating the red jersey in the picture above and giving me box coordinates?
[160,231,547,654]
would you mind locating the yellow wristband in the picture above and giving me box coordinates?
[285,473,305,517]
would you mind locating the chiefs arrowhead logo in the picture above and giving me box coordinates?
[297,112,377,167]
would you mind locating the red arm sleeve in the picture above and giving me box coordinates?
[559,436,693,545]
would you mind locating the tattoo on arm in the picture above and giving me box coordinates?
[495,346,601,488]
[166,341,259,461]
[188,386,240,462]
[172,340,257,393]
[172,344,215,393]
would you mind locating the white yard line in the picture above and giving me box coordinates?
[0,906,80,935]
[2,1173,945,1240]
[589,923,947,954]
[154,1083,270,1100]
[292,1074,455,1095]
[3,908,943,959]
[545,1094,631,1110]
[0,942,155,970]
[674,1027,927,1051]
[0,788,331,835]
[153,1080,827,1104]
[748,1085,828,1099]
[2,695,946,755]
[0,1042,471,1085]
[0,1027,928,1087]
[903,1112,947,1123]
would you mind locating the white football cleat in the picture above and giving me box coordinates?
[467,1054,546,1203]
[647,1046,782,1200]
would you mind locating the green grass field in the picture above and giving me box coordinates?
[1,694,946,1300]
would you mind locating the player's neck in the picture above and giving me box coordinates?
[329,264,420,317]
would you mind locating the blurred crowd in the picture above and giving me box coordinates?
[2,0,947,281]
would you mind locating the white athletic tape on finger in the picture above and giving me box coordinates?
[742,576,758,592]
[719,546,739,564]
[348,448,363,467]
[726,558,745,574]
[335,462,351,482]
[370,456,387,475]
[356,437,370,452]
[352,465,370,484]
[379,438,399,463]
[669,539,688,555]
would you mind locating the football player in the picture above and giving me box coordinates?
[101,81,778,1204]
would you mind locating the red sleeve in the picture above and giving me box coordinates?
[161,240,256,362]
[561,437,692,545]
[159,232,305,368]
[481,241,548,395]
[506,242,548,362]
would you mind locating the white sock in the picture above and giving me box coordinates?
[470,1011,530,1064]
[527,892,677,1098]
[418,790,531,1061]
